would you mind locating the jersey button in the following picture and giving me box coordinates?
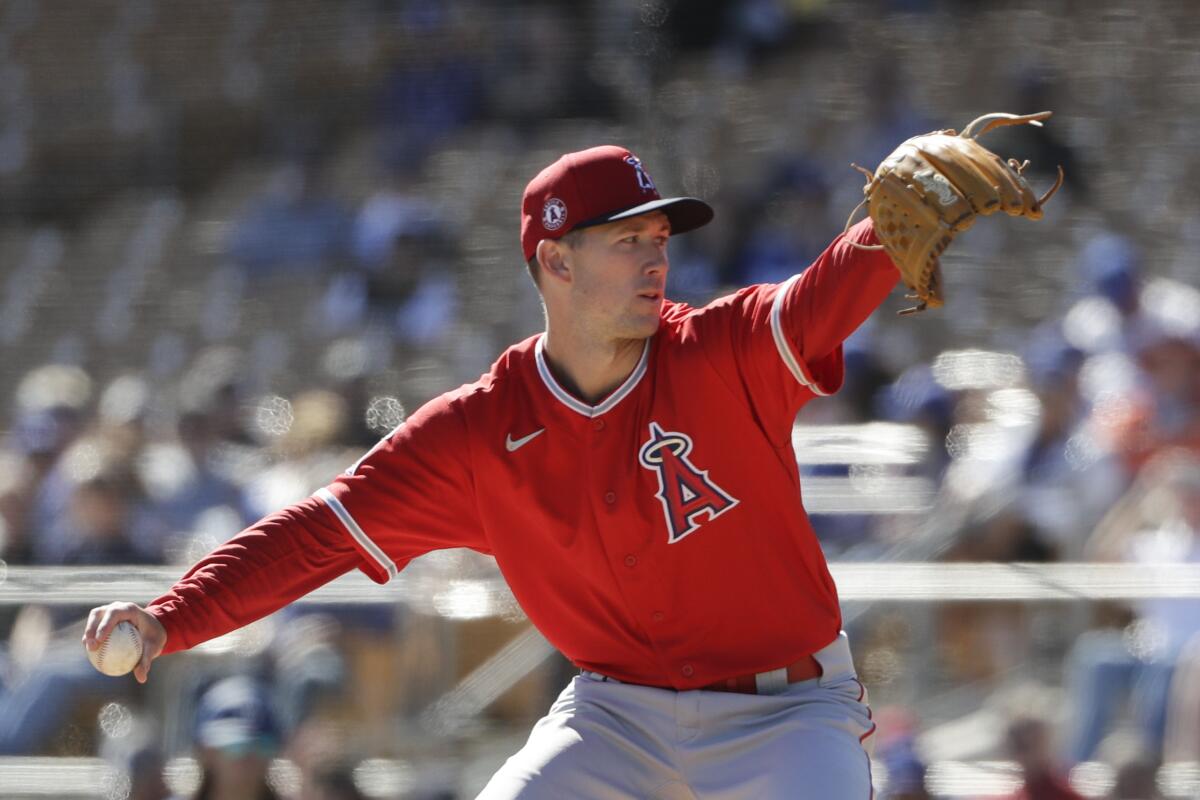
[604,491,616,505]
[593,419,606,431]
[652,611,664,622]
[681,664,694,678]
[624,554,637,568]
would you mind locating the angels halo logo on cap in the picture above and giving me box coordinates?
[624,155,656,192]
[542,198,567,231]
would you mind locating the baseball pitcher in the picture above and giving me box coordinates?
[85,122,1059,798]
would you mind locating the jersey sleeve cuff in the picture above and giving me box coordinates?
[770,274,845,396]
[145,600,187,656]
[314,486,397,584]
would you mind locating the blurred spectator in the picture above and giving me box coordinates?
[664,0,822,68]
[486,5,615,136]
[324,181,461,347]
[1003,713,1085,800]
[3,365,94,562]
[106,738,172,800]
[1067,452,1200,763]
[1011,328,1124,559]
[958,507,1054,564]
[14,364,94,422]
[285,714,373,800]
[1079,235,1141,326]
[305,764,366,800]
[376,2,486,170]
[1164,633,1200,762]
[728,155,835,286]
[724,0,800,65]
[1062,234,1145,373]
[873,706,930,800]
[839,329,897,426]
[876,364,953,480]
[227,163,351,273]
[41,435,159,565]
[0,409,74,562]
[318,336,401,449]
[190,675,284,800]
[96,373,154,462]
[178,347,257,449]
[937,510,1049,682]
[1107,746,1164,800]
[349,181,441,269]
[877,743,928,800]
[1010,68,1088,196]
[1105,313,1200,473]
[243,389,353,519]
[267,613,348,738]
[137,408,251,564]
[844,57,936,175]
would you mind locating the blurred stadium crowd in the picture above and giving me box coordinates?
[1,0,1199,797]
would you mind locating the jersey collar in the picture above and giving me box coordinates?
[534,334,650,418]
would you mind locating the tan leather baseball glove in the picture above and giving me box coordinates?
[847,111,1064,315]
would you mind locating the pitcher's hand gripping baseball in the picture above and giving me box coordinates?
[845,111,1065,315]
[83,602,167,683]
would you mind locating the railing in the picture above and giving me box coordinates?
[5,562,1200,608]
[1,755,1197,798]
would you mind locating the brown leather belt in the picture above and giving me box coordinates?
[700,654,823,694]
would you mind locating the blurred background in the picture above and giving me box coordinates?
[0,0,1199,797]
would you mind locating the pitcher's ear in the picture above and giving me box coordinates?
[537,238,572,284]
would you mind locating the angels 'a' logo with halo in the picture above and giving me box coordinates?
[638,421,739,544]
[542,198,568,231]
[624,155,657,193]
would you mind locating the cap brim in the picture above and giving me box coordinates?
[573,197,714,236]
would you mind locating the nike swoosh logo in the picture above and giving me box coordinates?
[505,428,545,452]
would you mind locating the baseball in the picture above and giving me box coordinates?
[87,620,143,677]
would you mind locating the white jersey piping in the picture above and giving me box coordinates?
[315,487,398,581]
[534,335,650,418]
[769,274,829,396]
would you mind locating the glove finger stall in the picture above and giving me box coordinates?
[869,173,948,309]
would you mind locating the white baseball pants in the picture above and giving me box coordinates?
[478,632,876,799]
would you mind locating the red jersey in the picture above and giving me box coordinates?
[147,219,897,689]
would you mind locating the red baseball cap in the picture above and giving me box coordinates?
[520,145,714,261]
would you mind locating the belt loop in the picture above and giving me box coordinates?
[754,667,789,695]
[581,669,621,684]
[815,631,855,687]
